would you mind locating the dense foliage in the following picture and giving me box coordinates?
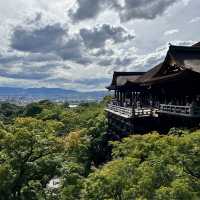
[0,99,200,200]
[83,131,200,199]
[0,100,108,200]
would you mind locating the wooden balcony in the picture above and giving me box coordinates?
[105,104,156,118]
[105,104,132,118]
[105,103,200,119]
[159,104,200,117]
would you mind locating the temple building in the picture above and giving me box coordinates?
[105,42,200,134]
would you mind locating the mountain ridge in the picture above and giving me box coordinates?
[0,87,108,101]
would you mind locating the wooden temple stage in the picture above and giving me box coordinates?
[105,42,200,134]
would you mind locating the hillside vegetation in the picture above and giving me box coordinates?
[0,99,200,200]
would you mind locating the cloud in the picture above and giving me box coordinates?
[11,23,92,64]
[128,40,195,72]
[114,57,133,66]
[57,37,91,64]
[11,23,67,53]
[0,0,199,91]
[0,62,56,80]
[91,49,114,56]
[98,59,113,66]
[74,78,110,86]
[23,53,61,63]
[69,0,101,21]
[69,0,179,22]
[189,17,200,23]
[119,0,179,22]
[0,52,61,66]
[80,24,134,49]
[69,0,117,22]
[164,29,179,36]
[0,54,21,65]
[7,19,137,87]
[182,0,191,6]
[11,22,134,66]
[26,12,43,25]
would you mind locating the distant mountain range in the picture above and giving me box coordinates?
[0,87,108,101]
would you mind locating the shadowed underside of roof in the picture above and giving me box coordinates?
[107,72,145,89]
[116,75,142,86]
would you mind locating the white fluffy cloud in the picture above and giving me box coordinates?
[164,29,179,36]
[189,17,200,23]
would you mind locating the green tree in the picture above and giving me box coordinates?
[59,130,91,200]
[82,132,200,200]
[0,118,65,200]
[22,103,43,117]
[0,103,23,122]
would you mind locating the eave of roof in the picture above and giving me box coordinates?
[140,70,185,85]
[107,71,145,90]
[192,41,200,47]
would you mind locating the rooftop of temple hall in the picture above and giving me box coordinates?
[107,42,200,89]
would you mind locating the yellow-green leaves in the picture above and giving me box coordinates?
[83,131,200,200]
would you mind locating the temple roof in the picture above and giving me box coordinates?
[106,72,145,90]
[192,41,200,47]
[168,45,200,73]
[107,41,200,89]
[138,42,200,84]
[136,63,163,83]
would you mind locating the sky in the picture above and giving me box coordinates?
[0,0,199,91]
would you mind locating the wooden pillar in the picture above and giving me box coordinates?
[117,91,119,102]
[122,91,123,104]
[120,91,122,106]
[130,92,133,106]
[136,92,138,105]
[123,91,126,103]
[140,92,142,107]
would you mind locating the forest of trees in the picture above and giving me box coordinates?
[0,98,200,200]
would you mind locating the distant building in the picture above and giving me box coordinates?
[105,42,200,134]
[47,178,61,189]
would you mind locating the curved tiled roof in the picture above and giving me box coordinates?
[107,41,200,89]
[138,42,200,84]
[136,63,163,83]
[168,45,200,73]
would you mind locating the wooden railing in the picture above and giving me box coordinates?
[134,108,153,116]
[106,103,200,118]
[159,104,200,117]
[106,104,133,118]
[105,104,155,118]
